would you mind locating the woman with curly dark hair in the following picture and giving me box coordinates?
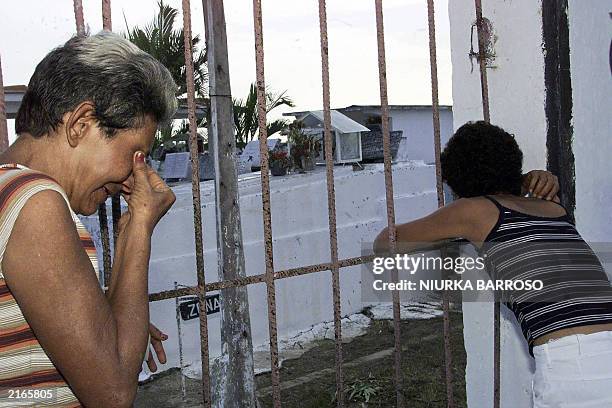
[374,121,612,407]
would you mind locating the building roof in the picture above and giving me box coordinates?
[3,86,208,120]
[283,104,452,118]
[289,110,370,134]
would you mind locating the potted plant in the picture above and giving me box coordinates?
[268,149,291,176]
[287,121,321,172]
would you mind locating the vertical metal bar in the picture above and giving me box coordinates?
[101,0,121,248]
[174,282,187,402]
[0,56,9,153]
[373,1,403,406]
[73,0,85,36]
[202,0,257,405]
[72,0,112,288]
[99,205,112,289]
[427,0,444,210]
[181,1,211,406]
[112,197,121,251]
[102,0,112,31]
[473,2,498,406]
[474,0,491,123]
[493,297,500,408]
[251,0,282,406]
[317,1,343,406]
[426,2,455,407]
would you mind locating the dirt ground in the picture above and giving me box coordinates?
[135,305,467,408]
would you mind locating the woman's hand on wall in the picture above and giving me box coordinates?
[522,170,559,200]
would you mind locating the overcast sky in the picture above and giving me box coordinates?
[0,0,452,143]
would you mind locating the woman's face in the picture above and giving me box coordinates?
[73,115,158,215]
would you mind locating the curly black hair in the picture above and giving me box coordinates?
[440,121,523,198]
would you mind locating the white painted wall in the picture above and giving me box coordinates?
[81,162,439,375]
[450,0,547,173]
[450,1,612,407]
[391,109,454,163]
[569,0,612,242]
[341,107,454,163]
[449,1,546,407]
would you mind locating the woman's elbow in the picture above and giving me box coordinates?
[82,380,136,408]
[102,388,135,408]
[373,228,391,255]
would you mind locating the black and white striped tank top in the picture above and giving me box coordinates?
[480,195,612,357]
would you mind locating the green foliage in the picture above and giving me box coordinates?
[332,373,384,406]
[287,121,321,159]
[233,83,295,145]
[123,1,208,155]
[123,0,207,97]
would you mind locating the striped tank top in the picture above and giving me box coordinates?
[480,195,612,357]
[0,163,97,407]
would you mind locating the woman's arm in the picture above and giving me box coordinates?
[2,154,174,407]
[373,198,479,255]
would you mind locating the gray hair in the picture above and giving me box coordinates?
[16,31,178,137]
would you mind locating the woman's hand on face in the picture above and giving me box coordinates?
[123,151,176,232]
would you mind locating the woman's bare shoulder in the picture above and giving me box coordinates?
[442,197,504,242]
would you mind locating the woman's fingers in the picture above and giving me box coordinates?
[127,152,176,230]
[146,350,158,372]
[151,337,167,365]
[525,171,560,200]
[527,173,538,194]
[530,175,544,197]
[148,322,168,367]
[147,167,171,192]
[149,322,169,341]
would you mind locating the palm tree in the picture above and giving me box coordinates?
[124,1,208,155]
[124,0,207,96]
[233,83,295,148]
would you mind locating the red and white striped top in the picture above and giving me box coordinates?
[0,163,96,407]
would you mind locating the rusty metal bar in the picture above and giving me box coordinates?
[102,0,112,31]
[73,0,85,36]
[426,1,455,407]
[111,196,121,251]
[251,0,282,405]
[0,55,9,153]
[101,0,121,270]
[149,254,377,301]
[99,206,112,288]
[474,0,491,122]
[317,1,344,405]
[473,2,498,407]
[493,297,500,408]
[373,1,403,406]
[71,0,112,288]
[427,0,444,210]
[181,0,211,406]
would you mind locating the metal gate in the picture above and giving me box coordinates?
[0,1,496,407]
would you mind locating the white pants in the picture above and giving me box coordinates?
[532,330,612,407]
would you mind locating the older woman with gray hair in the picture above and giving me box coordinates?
[0,32,177,407]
